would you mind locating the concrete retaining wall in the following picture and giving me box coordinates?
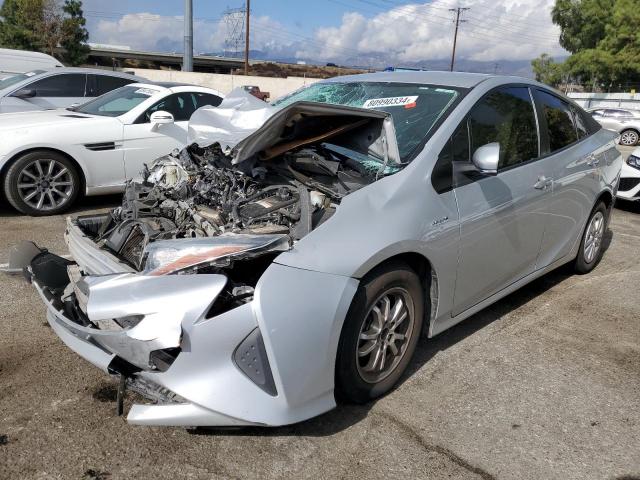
[568,92,640,110]
[131,68,321,100]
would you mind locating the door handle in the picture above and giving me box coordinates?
[534,175,553,190]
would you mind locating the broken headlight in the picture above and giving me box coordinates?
[142,233,291,275]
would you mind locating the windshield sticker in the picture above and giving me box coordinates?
[362,96,418,109]
[134,88,158,96]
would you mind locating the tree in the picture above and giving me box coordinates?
[0,0,90,66]
[60,0,89,66]
[0,0,47,51]
[531,54,563,87]
[552,0,613,53]
[39,0,65,57]
[547,0,640,90]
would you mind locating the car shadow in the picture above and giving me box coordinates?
[191,230,615,438]
[0,194,122,218]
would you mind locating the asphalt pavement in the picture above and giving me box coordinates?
[0,150,639,480]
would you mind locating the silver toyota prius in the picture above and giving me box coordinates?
[12,72,622,427]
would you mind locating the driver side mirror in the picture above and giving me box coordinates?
[150,110,174,125]
[471,142,500,175]
[12,88,36,99]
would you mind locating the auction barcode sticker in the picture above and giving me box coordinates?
[362,96,418,108]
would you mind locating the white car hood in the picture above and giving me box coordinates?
[0,108,113,133]
[0,109,121,153]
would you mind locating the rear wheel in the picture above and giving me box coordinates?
[336,262,424,403]
[3,151,80,216]
[619,129,639,146]
[574,202,607,274]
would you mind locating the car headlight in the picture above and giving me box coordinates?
[142,234,290,275]
[627,154,640,170]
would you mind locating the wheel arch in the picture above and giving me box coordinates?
[0,147,87,197]
[355,251,439,337]
[596,189,613,210]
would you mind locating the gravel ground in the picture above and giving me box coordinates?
[0,151,639,480]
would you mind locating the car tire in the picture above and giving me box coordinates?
[3,151,80,216]
[574,201,608,274]
[335,261,424,404]
[619,129,639,146]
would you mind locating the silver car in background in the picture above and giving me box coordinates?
[14,72,622,427]
[588,107,640,145]
[0,67,143,113]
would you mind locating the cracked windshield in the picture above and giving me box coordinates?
[273,82,461,161]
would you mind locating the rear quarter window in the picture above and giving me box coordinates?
[534,90,578,152]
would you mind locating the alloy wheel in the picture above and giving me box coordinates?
[16,158,74,212]
[584,211,605,263]
[356,287,415,384]
[620,130,639,146]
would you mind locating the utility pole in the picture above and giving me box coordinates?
[244,0,250,76]
[183,0,193,72]
[449,6,469,72]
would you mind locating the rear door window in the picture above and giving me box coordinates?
[26,73,86,97]
[94,75,136,96]
[534,90,578,152]
[193,92,223,108]
[468,86,539,169]
[606,109,632,118]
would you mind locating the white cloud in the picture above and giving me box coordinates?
[299,0,567,64]
[87,1,567,65]
[91,13,290,55]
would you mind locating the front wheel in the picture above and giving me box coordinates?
[619,129,639,146]
[335,262,424,403]
[574,202,608,274]
[3,151,80,216]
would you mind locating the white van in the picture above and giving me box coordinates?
[0,48,63,77]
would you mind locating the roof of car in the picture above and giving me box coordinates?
[325,70,529,89]
[152,81,198,88]
[31,67,142,78]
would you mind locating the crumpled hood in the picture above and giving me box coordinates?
[188,88,276,151]
[187,87,401,165]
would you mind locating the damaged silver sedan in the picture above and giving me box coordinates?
[12,72,621,427]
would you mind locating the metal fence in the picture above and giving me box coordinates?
[568,92,640,110]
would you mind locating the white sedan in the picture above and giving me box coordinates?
[0,82,223,215]
[617,146,640,202]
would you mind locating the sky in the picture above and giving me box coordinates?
[78,0,567,67]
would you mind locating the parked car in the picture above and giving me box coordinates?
[0,82,223,215]
[617,147,640,201]
[0,67,145,114]
[587,107,640,145]
[12,72,621,428]
[0,47,63,77]
[242,85,269,101]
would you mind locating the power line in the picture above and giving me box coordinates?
[325,0,560,44]
[222,7,245,58]
[244,0,250,74]
[449,6,469,71]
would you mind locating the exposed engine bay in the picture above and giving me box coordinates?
[73,106,402,314]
